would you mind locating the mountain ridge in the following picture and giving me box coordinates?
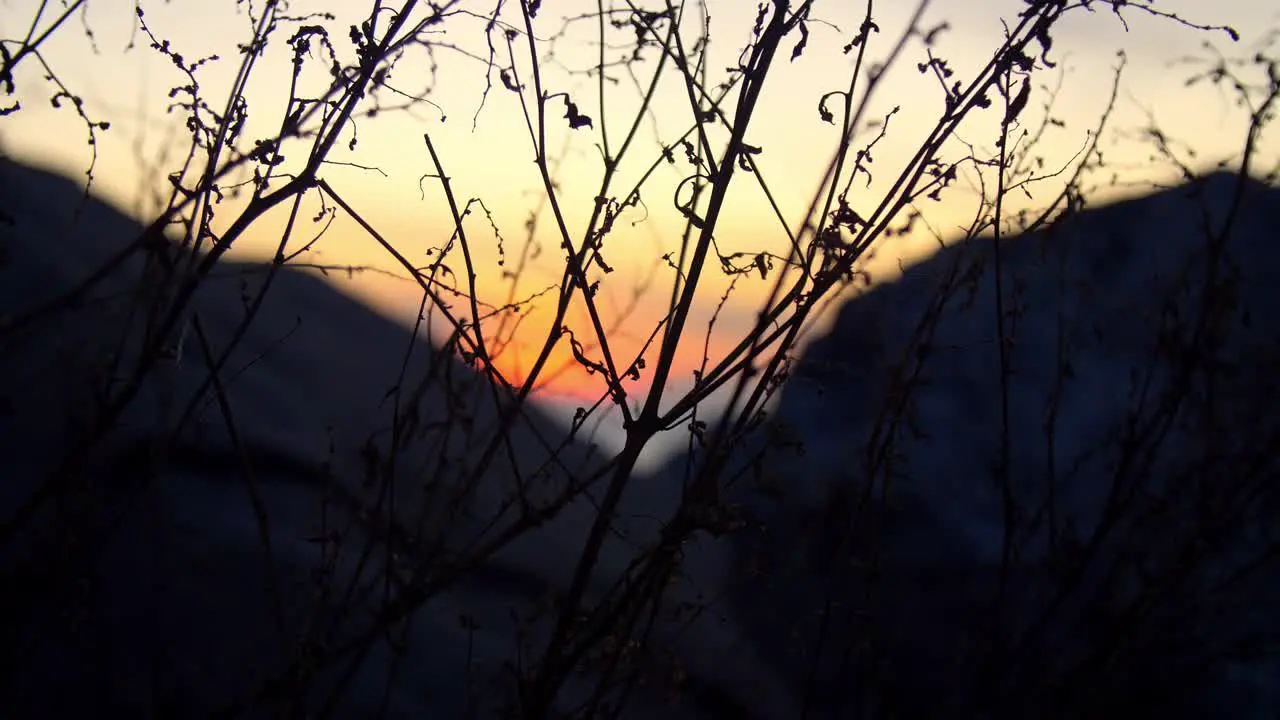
[713,168,1280,717]
[0,156,796,718]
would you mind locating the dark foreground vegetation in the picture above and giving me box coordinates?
[1,1,1277,717]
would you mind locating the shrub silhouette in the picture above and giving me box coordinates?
[1,2,1277,718]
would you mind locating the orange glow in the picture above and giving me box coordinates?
[348,263,746,406]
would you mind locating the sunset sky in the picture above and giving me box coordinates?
[2,0,1276,442]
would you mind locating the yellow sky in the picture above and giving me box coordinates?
[2,0,1276,411]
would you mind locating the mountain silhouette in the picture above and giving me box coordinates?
[0,158,788,718]
[715,171,1280,717]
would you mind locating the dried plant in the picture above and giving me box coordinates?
[0,1,1273,718]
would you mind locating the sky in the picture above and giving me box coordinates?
[2,0,1277,452]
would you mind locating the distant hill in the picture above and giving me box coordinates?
[715,172,1280,718]
[0,158,788,718]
